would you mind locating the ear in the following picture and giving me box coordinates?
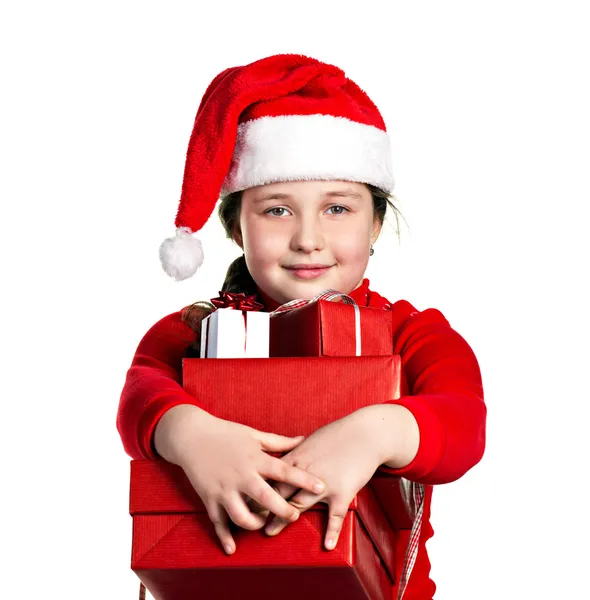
[370,218,382,245]
[232,225,244,249]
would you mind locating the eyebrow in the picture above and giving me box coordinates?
[253,190,363,203]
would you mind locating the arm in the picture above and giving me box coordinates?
[116,310,206,460]
[372,304,487,485]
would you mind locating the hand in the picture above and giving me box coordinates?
[261,409,384,551]
[165,408,327,556]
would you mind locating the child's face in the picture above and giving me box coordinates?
[235,179,381,304]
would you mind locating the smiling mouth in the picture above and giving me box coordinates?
[283,265,334,270]
[283,265,334,279]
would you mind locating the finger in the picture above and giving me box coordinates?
[272,481,298,501]
[246,476,303,523]
[207,502,236,555]
[323,497,351,551]
[261,456,326,496]
[253,431,306,453]
[223,491,268,531]
[244,479,295,518]
[265,488,324,536]
[256,481,296,525]
[244,493,271,519]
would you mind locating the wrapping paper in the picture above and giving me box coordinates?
[200,308,269,358]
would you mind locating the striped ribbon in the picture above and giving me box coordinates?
[396,481,425,599]
[269,288,357,315]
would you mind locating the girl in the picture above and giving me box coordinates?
[116,53,486,600]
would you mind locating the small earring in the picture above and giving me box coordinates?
[369,245,375,256]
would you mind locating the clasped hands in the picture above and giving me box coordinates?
[246,406,388,551]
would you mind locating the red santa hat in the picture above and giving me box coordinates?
[159,53,395,281]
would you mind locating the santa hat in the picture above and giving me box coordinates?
[159,53,395,281]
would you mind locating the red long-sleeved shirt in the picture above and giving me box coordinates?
[116,278,486,599]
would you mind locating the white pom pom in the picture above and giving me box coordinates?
[159,227,204,281]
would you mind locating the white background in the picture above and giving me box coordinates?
[1,1,588,599]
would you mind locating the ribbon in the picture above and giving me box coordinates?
[210,291,264,312]
[269,289,362,356]
[395,482,425,600]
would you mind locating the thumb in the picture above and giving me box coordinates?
[254,431,306,452]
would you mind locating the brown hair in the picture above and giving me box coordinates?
[181,183,404,355]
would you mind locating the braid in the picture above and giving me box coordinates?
[181,254,257,358]
[221,254,258,295]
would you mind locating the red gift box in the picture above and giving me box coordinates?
[131,460,396,600]
[129,355,413,600]
[270,299,393,357]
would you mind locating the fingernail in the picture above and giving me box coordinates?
[326,538,335,550]
[268,517,287,534]
[314,482,325,493]
[224,544,233,554]
[289,511,299,522]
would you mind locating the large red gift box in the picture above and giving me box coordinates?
[129,355,412,600]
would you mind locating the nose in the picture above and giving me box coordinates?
[290,213,325,253]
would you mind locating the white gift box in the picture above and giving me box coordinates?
[200,308,270,358]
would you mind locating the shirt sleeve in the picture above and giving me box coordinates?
[377,303,487,485]
[116,310,204,460]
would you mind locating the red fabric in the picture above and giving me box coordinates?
[116,277,486,600]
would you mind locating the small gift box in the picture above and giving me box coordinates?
[200,291,269,358]
[269,291,393,357]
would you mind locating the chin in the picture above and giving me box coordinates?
[286,274,343,296]
[273,266,354,300]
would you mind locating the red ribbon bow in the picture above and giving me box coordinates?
[210,291,264,312]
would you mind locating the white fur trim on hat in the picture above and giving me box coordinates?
[220,114,395,195]
[159,227,204,281]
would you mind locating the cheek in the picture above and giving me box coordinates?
[330,226,370,259]
[242,219,285,261]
